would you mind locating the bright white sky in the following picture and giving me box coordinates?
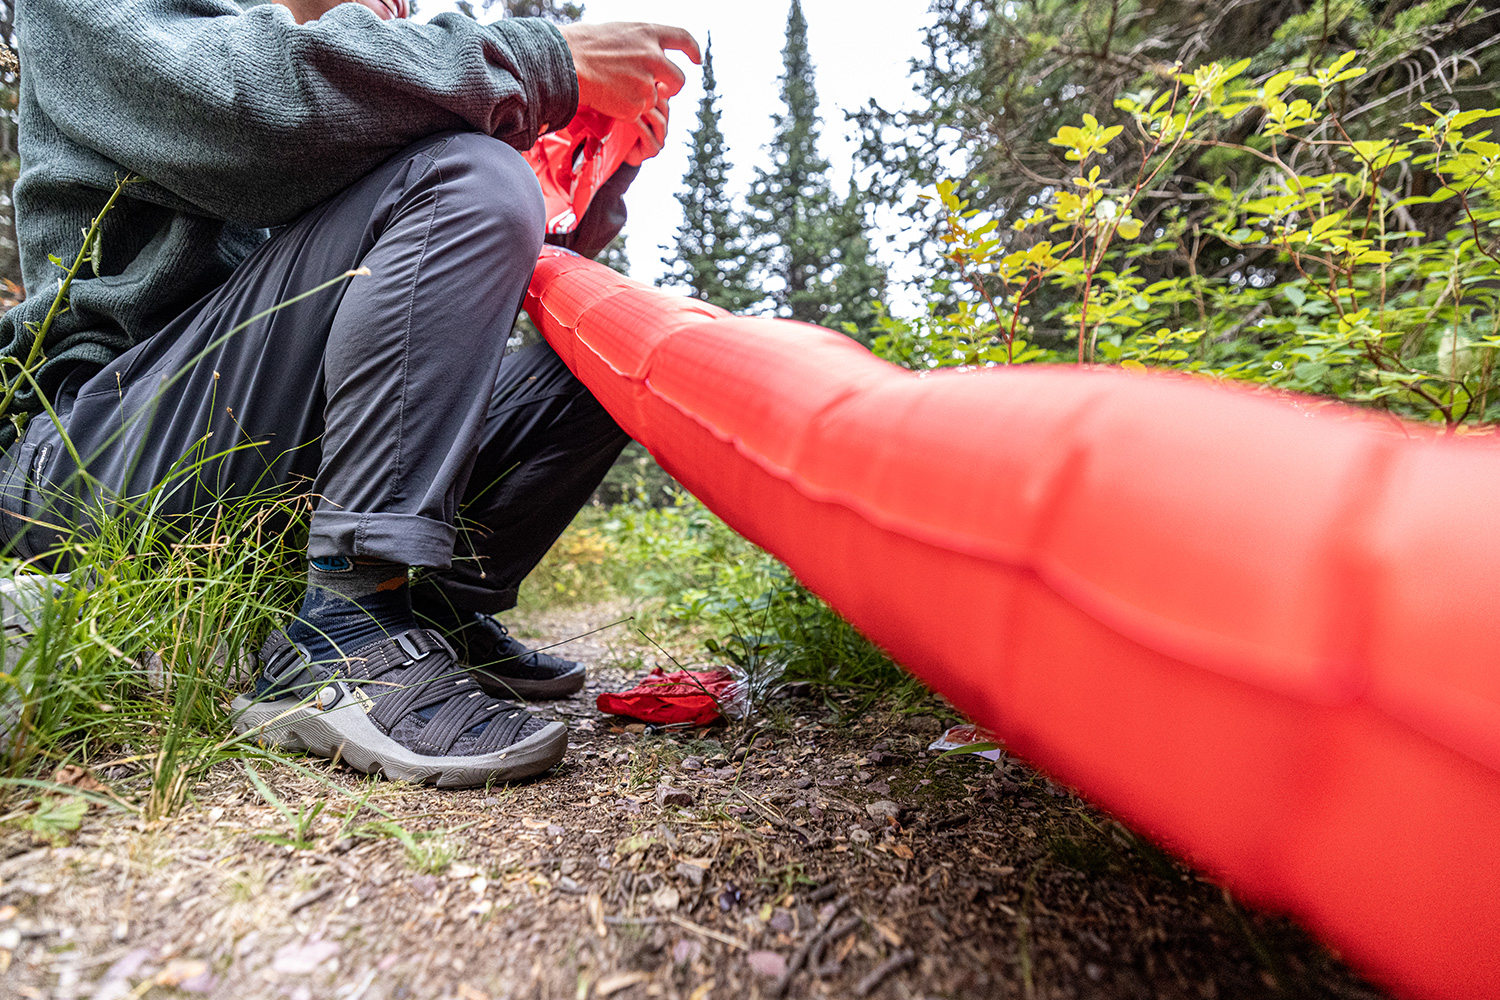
[418,1,933,298]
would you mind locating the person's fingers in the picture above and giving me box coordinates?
[656,26,702,65]
[640,107,667,148]
[652,52,688,98]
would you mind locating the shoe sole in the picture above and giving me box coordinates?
[229,692,567,788]
[470,663,586,700]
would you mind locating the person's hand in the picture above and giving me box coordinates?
[558,23,702,123]
[623,83,671,166]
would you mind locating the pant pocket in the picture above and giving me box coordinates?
[0,439,38,555]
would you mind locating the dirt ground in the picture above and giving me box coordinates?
[0,602,1390,1000]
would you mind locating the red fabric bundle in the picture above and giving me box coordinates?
[521,107,635,237]
[596,668,737,727]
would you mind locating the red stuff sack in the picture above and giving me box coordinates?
[596,668,738,727]
[522,108,636,237]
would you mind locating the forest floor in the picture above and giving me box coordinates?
[0,600,1389,1000]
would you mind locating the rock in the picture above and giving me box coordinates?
[675,861,706,887]
[769,909,794,934]
[90,947,152,1000]
[649,885,681,911]
[747,950,787,979]
[866,800,901,822]
[555,877,585,895]
[656,785,694,808]
[906,713,940,733]
[867,781,891,796]
[680,756,704,771]
[704,755,730,769]
[849,828,872,845]
[718,882,742,911]
[271,939,340,975]
[673,939,703,964]
[410,875,437,897]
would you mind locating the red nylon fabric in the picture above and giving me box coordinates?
[595,668,737,727]
[524,247,1500,1000]
[521,108,635,236]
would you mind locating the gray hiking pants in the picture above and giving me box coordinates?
[0,131,629,614]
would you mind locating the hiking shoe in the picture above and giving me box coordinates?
[450,615,586,700]
[230,628,566,787]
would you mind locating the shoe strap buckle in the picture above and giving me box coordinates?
[394,631,428,664]
[263,638,311,683]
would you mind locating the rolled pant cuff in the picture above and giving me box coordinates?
[309,511,457,568]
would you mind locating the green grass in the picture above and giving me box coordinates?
[519,489,923,713]
[0,459,308,821]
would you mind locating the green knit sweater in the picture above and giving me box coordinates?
[0,0,578,450]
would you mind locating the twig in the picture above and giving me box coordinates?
[855,949,916,996]
[286,883,337,915]
[667,913,748,951]
[810,915,862,976]
[773,895,849,997]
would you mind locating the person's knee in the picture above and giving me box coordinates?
[432,132,546,255]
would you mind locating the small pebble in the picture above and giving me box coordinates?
[747,950,787,978]
[656,785,694,808]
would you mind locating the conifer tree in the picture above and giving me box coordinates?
[662,40,758,313]
[825,180,886,343]
[749,0,885,334]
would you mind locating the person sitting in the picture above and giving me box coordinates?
[0,0,699,785]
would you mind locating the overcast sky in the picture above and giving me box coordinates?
[418,1,933,298]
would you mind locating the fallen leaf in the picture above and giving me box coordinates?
[596,970,650,996]
[24,796,86,845]
[892,843,914,860]
[50,765,107,794]
[585,892,607,938]
[155,959,208,987]
[873,920,904,947]
[687,980,714,1000]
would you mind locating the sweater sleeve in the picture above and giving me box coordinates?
[20,0,578,227]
